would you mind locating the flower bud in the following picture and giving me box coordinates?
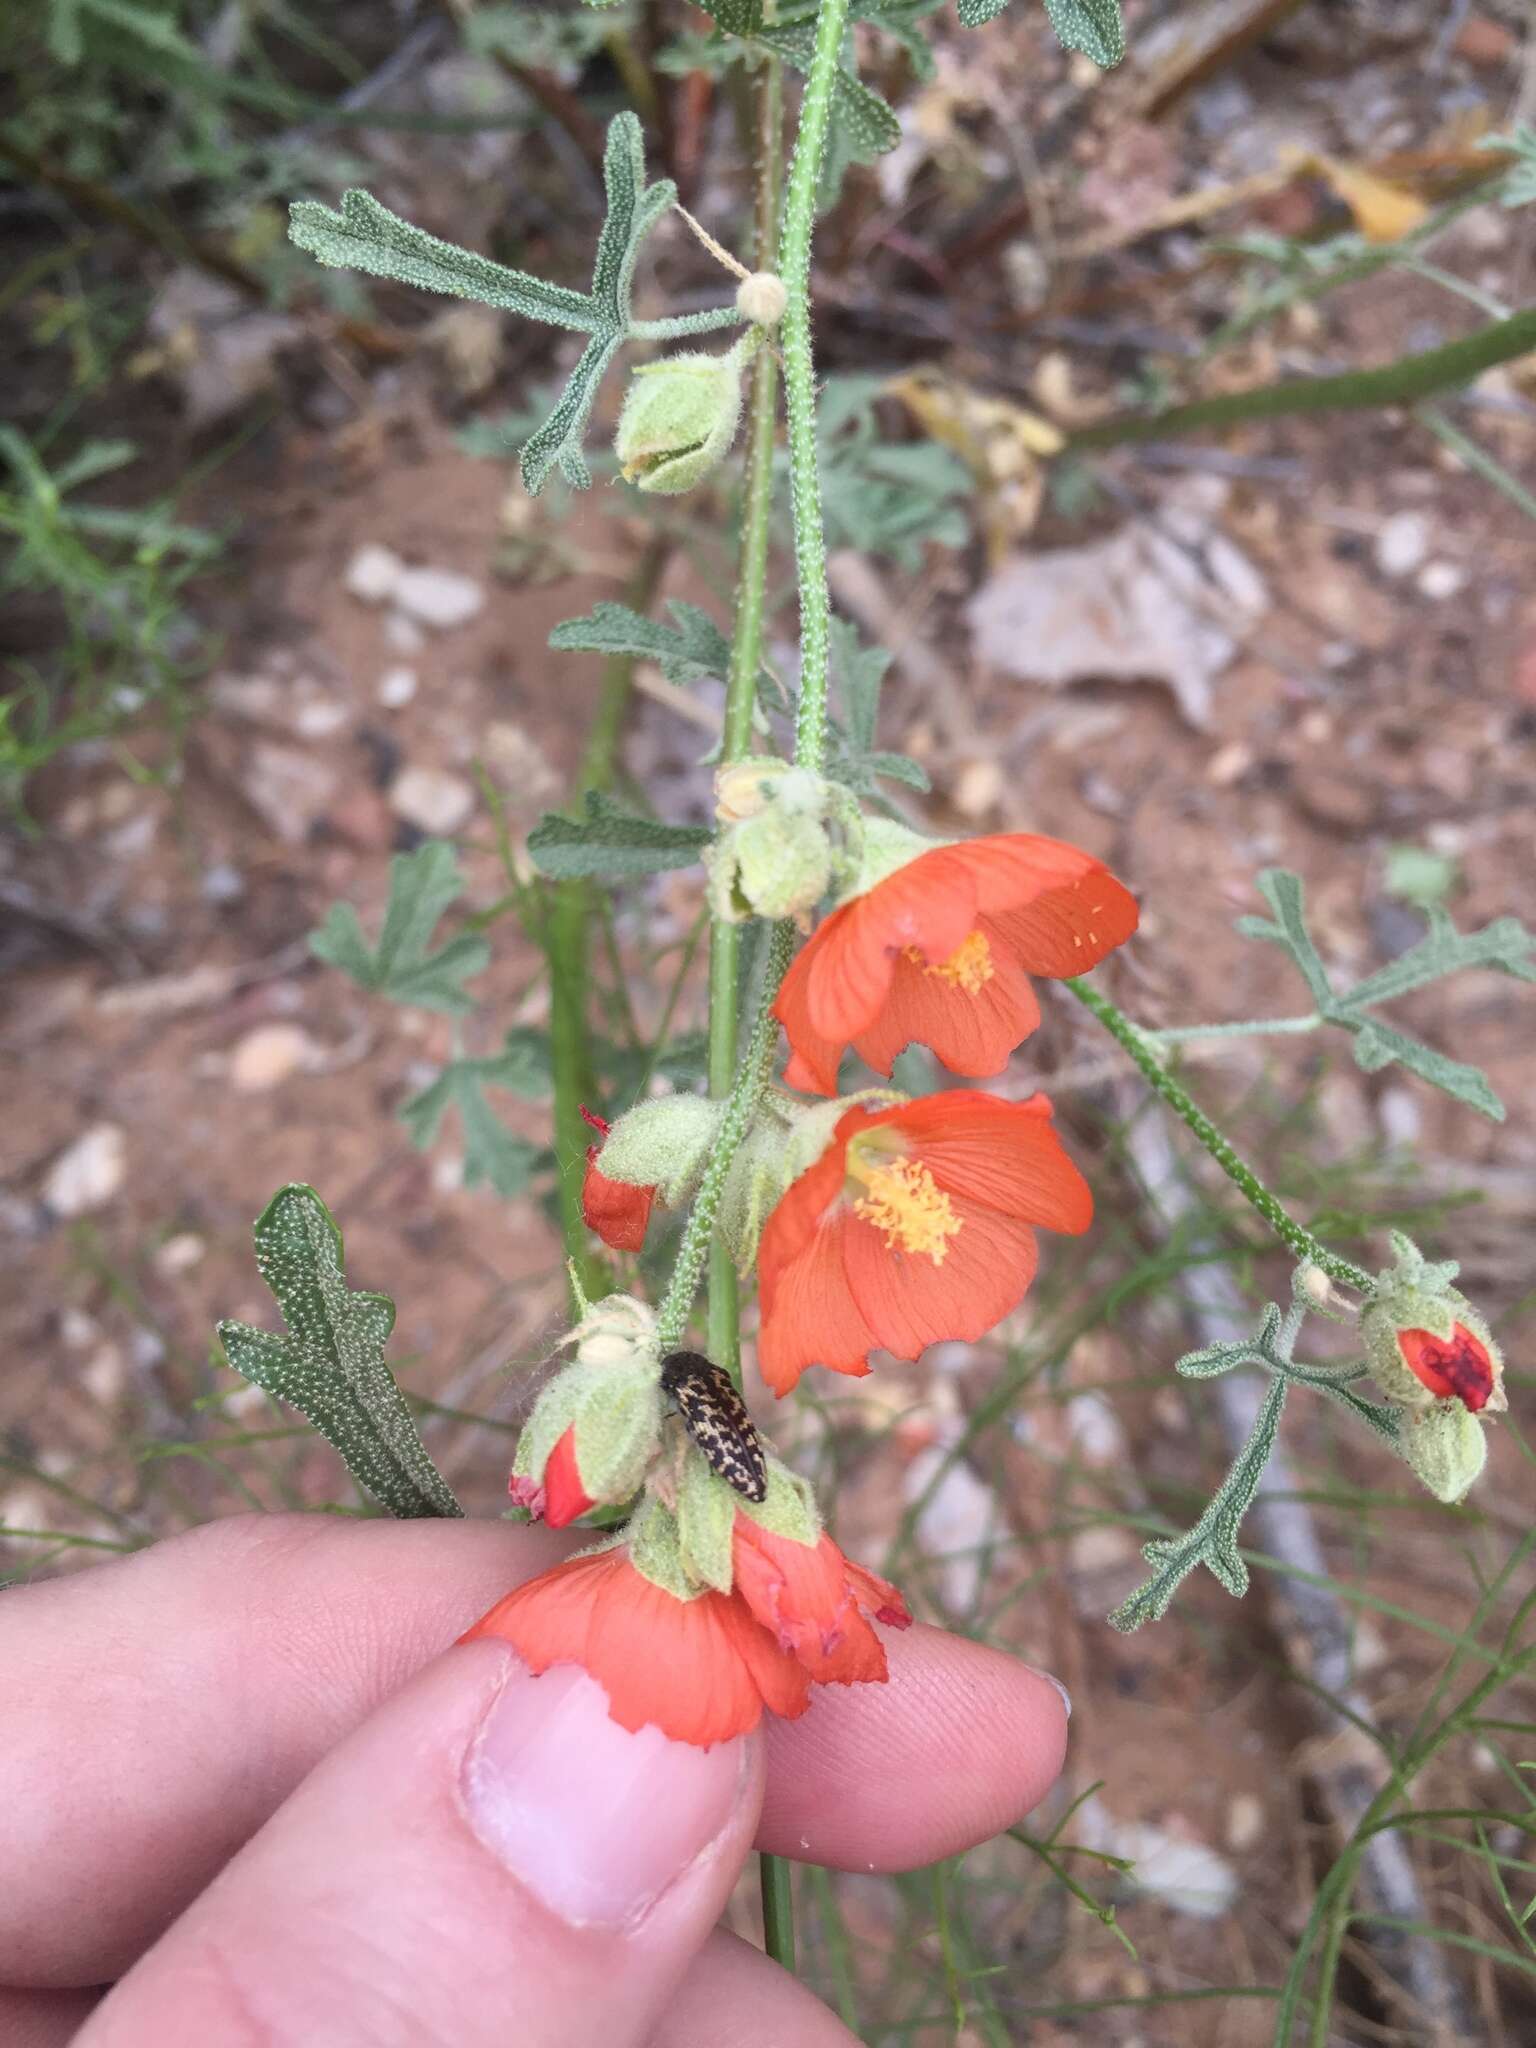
[736,271,787,325]
[1361,1232,1505,1415]
[615,346,744,495]
[591,1093,722,1205]
[705,760,861,928]
[1399,1400,1487,1504]
[508,1295,665,1525]
[580,1107,656,1253]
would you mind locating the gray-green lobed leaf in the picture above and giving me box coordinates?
[957,0,1125,68]
[309,841,488,1014]
[217,1184,461,1519]
[289,114,688,494]
[399,1037,548,1195]
[1237,868,1533,1121]
[527,790,713,880]
[549,598,735,685]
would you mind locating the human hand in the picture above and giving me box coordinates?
[2,1514,1068,2046]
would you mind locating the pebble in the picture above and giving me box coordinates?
[293,696,350,740]
[952,757,1003,818]
[44,1124,127,1217]
[1417,561,1466,601]
[378,666,419,710]
[390,765,475,836]
[60,1306,101,1349]
[242,743,337,845]
[201,861,246,905]
[393,566,485,631]
[1226,1795,1265,1853]
[384,610,426,655]
[1375,511,1431,579]
[82,1343,127,1405]
[1379,1086,1422,1149]
[229,1022,320,1093]
[345,543,405,604]
[155,1233,207,1277]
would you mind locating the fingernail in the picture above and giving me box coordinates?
[1031,1668,1072,1721]
[463,1661,746,1929]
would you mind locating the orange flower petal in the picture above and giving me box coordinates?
[983,866,1139,978]
[774,926,850,1096]
[463,1550,798,1747]
[896,1091,1093,1235]
[843,1192,1039,1362]
[1398,1323,1496,1412]
[732,1524,889,1685]
[844,1557,912,1629]
[802,853,979,1047]
[852,931,1041,1081]
[758,1203,876,1396]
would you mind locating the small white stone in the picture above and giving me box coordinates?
[390,765,475,837]
[242,743,336,846]
[393,566,485,631]
[82,1343,127,1405]
[345,543,405,604]
[1417,560,1466,601]
[1375,511,1431,579]
[378,666,419,710]
[229,1022,319,1093]
[60,1307,101,1349]
[384,610,426,654]
[952,757,1003,818]
[155,1232,207,1277]
[293,696,349,739]
[44,1124,127,1217]
[1226,1794,1264,1852]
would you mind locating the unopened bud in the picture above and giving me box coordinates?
[615,346,744,495]
[1399,1400,1488,1504]
[736,271,787,325]
[1361,1232,1505,1415]
[706,761,861,927]
[595,1093,722,1205]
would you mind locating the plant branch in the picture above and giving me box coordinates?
[1066,977,1375,1293]
[1069,305,1536,452]
[779,0,851,773]
[708,48,784,1387]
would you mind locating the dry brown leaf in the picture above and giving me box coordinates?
[1302,154,1431,244]
[886,367,1065,564]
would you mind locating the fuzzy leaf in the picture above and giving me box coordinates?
[527,790,712,880]
[290,114,679,494]
[1174,1304,1288,1380]
[216,1185,460,1519]
[1236,868,1336,1010]
[1350,1019,1506,1122]
[399,1037,547,1194]
[1342,909,1536,1010]
[1109,1374,1285,1630]
[288,190,596,328]
[1042,0,1124,65]
[309,841,488,1014]
[825,617,932,799]
[549,598,734,685]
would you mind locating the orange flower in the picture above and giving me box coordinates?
[756,1089,1091,1396]
[580,1107,657,1253]
[732,1519,910,1682]
[462,1535,909,1746]
[773,833,1137,1095]
[1398,1323,1497,1413]
[541,1427,596,1528]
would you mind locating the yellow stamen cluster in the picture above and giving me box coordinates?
[906,928,995,995]
[852,1156,962,1263]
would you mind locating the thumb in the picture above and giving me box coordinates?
[78,1642,764,2048]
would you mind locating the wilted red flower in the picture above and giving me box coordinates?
[1397,1323,1497,1413]
[462,1533,909,1746]
[732,1518,910,1682]
[773,833,1138,1096]
[756,1089,1091,1396]
[580,1106,657,1253]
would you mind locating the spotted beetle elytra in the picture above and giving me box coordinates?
[660,1350,768,1502]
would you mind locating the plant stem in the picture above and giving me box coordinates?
[708,49,783,1386]
[1065,977,1375,1294]
[1070,304,1536,452]
[550,535,669,1306]
[760,1850,797,1974]
[779,0,850,774]
[1142,1013,1323,1047]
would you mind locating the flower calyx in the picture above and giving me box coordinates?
[614,333,756,495]
[507,1294,664,1527]
[1362,1231,1505,1417]
[706,758,863,928]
